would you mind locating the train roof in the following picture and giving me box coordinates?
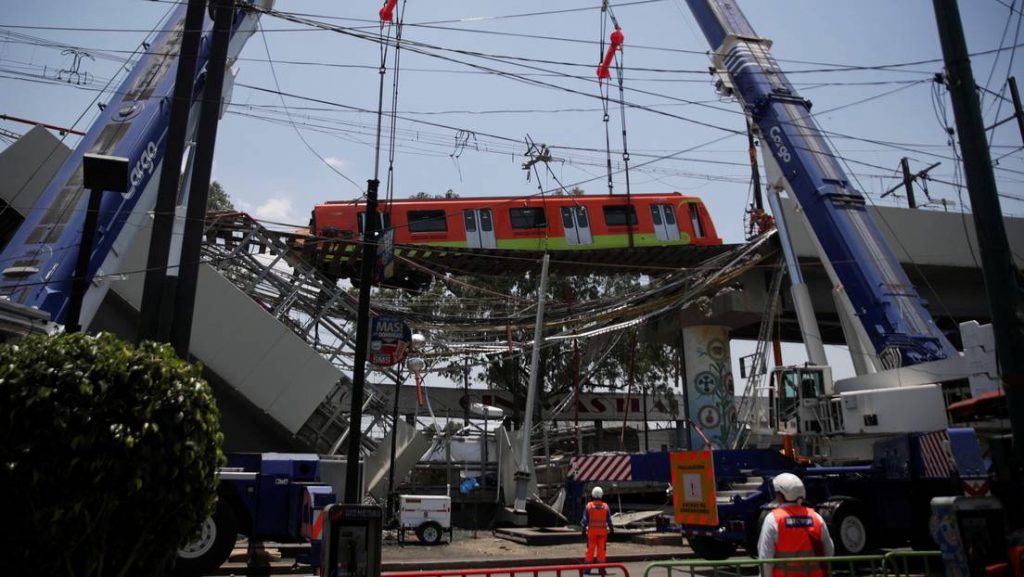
[318,192,703,207]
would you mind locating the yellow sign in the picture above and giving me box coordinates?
[670,450,718,526]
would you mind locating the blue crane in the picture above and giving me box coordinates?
[0,1,266,330]
[685,0,956,369]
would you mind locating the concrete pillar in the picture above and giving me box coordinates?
[682,325,738,449]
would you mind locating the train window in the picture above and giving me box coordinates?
[509,207,547,229]
[603,205,638,226]
[479,209,494,232]
[408,210,448,233]
[575,206,589,227]
[689,204,705,238]
[663,206,677,225]
[357,211,391,234]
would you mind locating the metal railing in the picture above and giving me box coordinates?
[643,550,942,577]
[384,562,631,577]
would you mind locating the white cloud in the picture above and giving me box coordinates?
[324,157,345,169]
[254,196,295,223]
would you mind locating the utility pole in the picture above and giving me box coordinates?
[882,159,940,208]
[169,0,233,358]
[138,0,204,344]
[513,254,550,520]
[463,358,470,428]
[901,158,917,209]
[1009,77,1024,146]
[67,154,129,333]
[345,178,381,504]
[386,366,402,524]
[933,0,1024,462]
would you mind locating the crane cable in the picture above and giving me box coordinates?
[597,2,634,247]
[380,0,406,210]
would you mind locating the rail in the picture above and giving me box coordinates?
[384,562,630,577]
[642,550,942,577]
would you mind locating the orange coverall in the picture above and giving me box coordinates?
[582,499,612,564]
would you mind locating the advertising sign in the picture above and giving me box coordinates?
[369,315,411,367]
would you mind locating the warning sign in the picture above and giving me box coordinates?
[670,450,718,526]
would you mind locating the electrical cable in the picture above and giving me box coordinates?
[257,19,364,192]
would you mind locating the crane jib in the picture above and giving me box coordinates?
[0,2,269,326]
[685,0,955,366]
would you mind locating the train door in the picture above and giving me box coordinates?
[650,204,680,242]
[560,206,592,245]
[463,208,496,248]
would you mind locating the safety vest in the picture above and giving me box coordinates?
[771,505,827,577]
[586,500,610,533]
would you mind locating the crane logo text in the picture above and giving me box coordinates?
[768,126,792,163]
[127,141,159,198]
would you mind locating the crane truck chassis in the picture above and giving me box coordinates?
[175,453,338,575]
[673,427,992,559]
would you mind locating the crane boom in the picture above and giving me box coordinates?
[686,0,956,369]
[0,1,269,328]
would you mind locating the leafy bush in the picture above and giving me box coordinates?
[0,332,224,576]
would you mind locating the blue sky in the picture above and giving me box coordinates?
[1,0,1022,380]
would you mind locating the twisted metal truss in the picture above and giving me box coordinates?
[200,212,780,452]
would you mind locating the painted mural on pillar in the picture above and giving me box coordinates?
[683,326,738,448]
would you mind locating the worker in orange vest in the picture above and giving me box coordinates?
[757,473,834,577]
[581,486,614,573]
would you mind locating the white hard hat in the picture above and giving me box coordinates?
[592,486,604,499]
[772,473,806,501]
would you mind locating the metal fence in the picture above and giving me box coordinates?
[384,562,631,577]
[643,550,943,577]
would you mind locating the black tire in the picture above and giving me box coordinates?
[174,500,238,575]
[830,505,872,555]
[416,521,444,545]
[688,536,738,560]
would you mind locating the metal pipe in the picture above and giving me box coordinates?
[765,189,828,367]
[514,253,550,513]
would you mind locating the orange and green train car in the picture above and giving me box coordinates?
[305,192,721,288]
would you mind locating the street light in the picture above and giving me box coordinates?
[386,334,425,523]
[66,153,129,333]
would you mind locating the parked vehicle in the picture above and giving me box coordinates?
[175,453,339,575]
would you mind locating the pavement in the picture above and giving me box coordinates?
[380,530,692,571]
[213,531,695,575]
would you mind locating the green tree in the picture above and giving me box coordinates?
[207,180,233,211]
[0,332,224,576]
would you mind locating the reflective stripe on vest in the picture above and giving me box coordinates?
[771,506,826,577]
[587,501,609,531]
